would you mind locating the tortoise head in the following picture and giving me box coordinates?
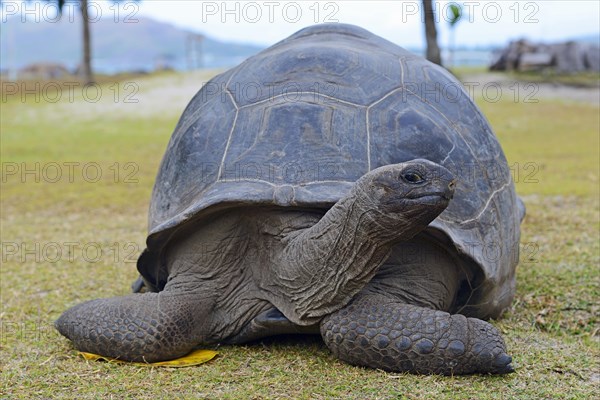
[360,159,456,217]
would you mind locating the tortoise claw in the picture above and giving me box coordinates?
[492,353,515,374]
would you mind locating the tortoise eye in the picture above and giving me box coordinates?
[402,172,424,183]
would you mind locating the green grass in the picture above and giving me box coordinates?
[507,71,600,89]
[450,67,600,89]
[1,72,599,399]
[479,97,600,197]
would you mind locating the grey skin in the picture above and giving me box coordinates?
[56,160,513,374]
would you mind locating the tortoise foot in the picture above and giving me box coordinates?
[320,293,514,375]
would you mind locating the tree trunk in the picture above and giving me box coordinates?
[80,0,94,84]
[449,28,455,67]
[422,0,442,66]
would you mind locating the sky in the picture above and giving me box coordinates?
[133,0,600,48]
[1,1,599,48]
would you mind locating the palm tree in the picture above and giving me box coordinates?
[38,0,138,85]
[447,3,463,67]
[31,0,94,84]
[78,0,93,84]
[422,0,442,66]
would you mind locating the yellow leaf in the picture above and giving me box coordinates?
[78,349,218,368]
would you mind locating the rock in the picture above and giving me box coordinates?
[490,39,600,73]
[583,45,600,71]
[552,42,586,73]
[491,39,536,71]
[518,53,553,71]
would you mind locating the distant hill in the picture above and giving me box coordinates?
[1,16,265,73]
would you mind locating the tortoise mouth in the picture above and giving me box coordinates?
[407,192,453,202]
[390,194,450,211]
[408,195,449,207]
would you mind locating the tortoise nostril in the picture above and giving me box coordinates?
[448,180,457,191]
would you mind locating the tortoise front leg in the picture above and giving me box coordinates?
[320,293,514,375]
[55,288,213,362]
[258,160,455,326]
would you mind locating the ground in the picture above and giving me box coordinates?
[1,69,598,399]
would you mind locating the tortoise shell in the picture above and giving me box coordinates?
[138,24,522,319]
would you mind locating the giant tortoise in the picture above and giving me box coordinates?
[56,23,525,375]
